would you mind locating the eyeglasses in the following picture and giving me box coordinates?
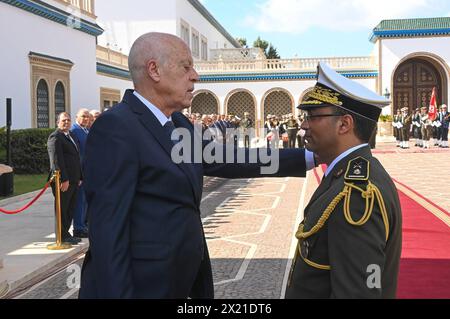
[303,113,343,122]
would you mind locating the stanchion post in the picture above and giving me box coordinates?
[48,170,72,250]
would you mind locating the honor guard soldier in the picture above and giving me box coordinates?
[400,107,412,149]
[420,107,432,149]
[440,104,449,148]
[285,62,402,299]
[393,109,402,147]
[412,108,423,147]
[240,112,253,148]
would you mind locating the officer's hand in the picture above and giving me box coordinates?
[60,181,70,192]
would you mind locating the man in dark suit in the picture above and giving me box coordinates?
[285,62,402,299]
[79,32,315,299]
[47,112,83,245]
[70,108,90,238]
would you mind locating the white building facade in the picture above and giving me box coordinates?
[0,0,103,129]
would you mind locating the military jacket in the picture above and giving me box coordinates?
[286,146,402,299]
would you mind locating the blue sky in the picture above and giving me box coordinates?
[200,0,450,58]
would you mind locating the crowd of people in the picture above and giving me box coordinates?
[182,111,306,149]
[393,104,450,149]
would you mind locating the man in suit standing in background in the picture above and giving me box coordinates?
[70,109,90,238]
[79,32,315,299]
[47,112,83,245]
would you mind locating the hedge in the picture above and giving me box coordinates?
[0,128,54,174]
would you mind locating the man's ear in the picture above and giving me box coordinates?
[338,114,354,135]
[146,60,161,82]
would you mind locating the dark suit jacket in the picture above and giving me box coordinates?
[286,146,402,299]
[70,123,89,161]
[79,89,307,299]
[47,130,82,184]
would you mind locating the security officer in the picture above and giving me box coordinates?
[285,62,402,299]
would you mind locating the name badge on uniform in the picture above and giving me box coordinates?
[344,156,370,181]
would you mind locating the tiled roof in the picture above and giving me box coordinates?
[370,17,450,42]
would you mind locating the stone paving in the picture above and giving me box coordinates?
[202,177,308,299]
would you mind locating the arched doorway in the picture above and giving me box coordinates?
[393,57,447,114]
[191,91,219,115]
[263,89,294,120]
[225,90,256,127]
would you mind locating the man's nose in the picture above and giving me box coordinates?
[191,68,199,82]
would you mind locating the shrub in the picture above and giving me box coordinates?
[0,128,54,174]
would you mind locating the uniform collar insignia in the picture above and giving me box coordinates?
[344,156,370,181]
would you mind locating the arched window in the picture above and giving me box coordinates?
[37,79,49,128]
[55,81,66,118]
[191,92,219,115]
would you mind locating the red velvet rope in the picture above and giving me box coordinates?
[0,178,54,215]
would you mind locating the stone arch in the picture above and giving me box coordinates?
[262,88,294,120]
[224,89,257,126]
[190,90,220,115]
[391,53,448,115]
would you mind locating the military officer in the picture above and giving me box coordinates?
[240,112,253,148]
[286,113,300,148]
[285,62,402,299]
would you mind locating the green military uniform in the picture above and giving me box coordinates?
[285,146,402,298]
[287,117,299,148]
[286,62,403,299]
[240,115,253,148]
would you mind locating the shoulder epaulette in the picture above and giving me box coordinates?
[344,156,370,182]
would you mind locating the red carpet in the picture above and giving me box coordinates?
[396,189,450,299]
[313,166,450,298]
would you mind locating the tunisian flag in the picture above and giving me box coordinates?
[429,87,438,120]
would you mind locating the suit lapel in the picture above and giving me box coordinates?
[124,91,202,205]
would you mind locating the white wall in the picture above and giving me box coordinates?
[380,36,450,114]
[176,0,239,57]
[97,73,133,105]
[0,3,98,129]
[96,0,177,55]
